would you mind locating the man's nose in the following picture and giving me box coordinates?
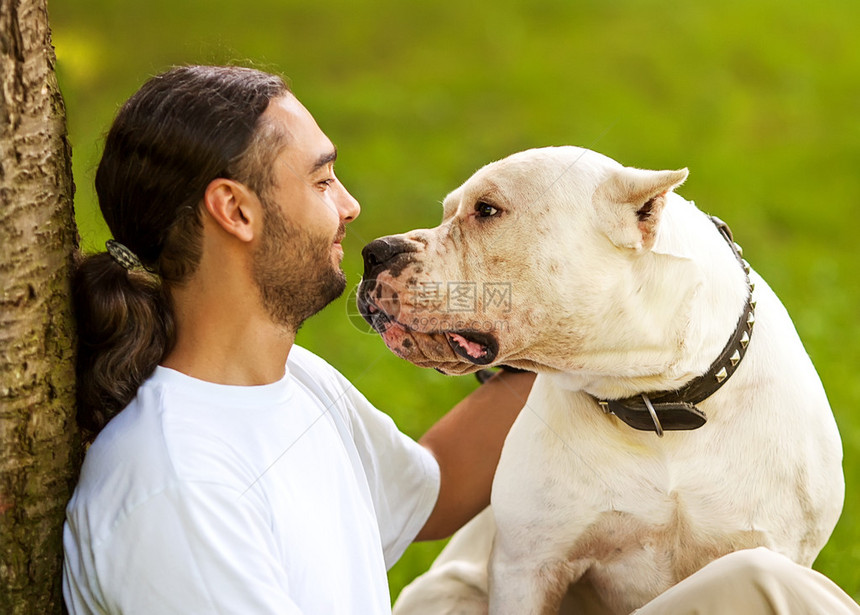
[361,237,414,279]
[338,185,361,222]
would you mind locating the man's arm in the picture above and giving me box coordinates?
[416,369,535,541]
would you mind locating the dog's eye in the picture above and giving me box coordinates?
[475,201,499,218]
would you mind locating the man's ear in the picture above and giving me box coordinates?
[202,178,259,243]
[593,166,689,251]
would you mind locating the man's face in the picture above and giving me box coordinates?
[251,95,361,330]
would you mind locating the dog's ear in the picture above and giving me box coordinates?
[594,166,689,250]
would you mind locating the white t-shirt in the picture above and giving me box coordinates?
[63,346,441,614]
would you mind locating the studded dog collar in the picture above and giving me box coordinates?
[595,216,756,437]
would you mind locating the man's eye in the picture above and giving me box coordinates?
[475,201,499,217]
[318,178,334,188]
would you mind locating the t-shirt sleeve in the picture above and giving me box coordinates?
[90,481,306,614]
[340,382,441,568]
[289,347,441,569]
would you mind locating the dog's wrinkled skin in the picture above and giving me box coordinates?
[357,147,844,615]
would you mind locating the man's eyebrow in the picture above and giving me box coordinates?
[310,147,338,174]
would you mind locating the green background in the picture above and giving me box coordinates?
[50,0,859,603]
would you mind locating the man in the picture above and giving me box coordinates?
[64,65,533,613]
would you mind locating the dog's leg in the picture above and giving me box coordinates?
[486,387,583,614]
[393,508,495,615]
[489,534,586,615]
[486,381,611,615]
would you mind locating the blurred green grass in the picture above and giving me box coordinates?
[49,0,860,602]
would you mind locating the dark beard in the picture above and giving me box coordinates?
[252,202,346,331]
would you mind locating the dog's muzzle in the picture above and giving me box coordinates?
[357,237,500,367]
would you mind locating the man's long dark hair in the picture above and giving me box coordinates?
[73,65,289,437]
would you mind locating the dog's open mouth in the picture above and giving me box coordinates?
[444,330,498,365]
[359,296,498,366]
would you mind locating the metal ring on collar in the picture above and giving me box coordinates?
[641,394,664,437]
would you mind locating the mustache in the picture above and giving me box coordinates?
[334,222,346,244]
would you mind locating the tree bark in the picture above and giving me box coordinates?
[0,0,80,613]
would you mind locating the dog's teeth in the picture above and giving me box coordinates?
[715,367,728,383]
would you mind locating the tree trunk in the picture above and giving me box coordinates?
[0,0,80,613]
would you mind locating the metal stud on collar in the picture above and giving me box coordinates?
[713,243,756,385]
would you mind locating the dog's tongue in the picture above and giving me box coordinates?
[448,333,487,359]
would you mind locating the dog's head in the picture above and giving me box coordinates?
[357,146,689,376]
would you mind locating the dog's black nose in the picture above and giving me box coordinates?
[362,237,413,278]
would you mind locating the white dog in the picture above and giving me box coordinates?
[357,147,844,614]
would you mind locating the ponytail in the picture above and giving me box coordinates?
[72,253,174,435]
[72,65,288,437]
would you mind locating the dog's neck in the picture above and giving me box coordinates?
[546,196,751,400]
